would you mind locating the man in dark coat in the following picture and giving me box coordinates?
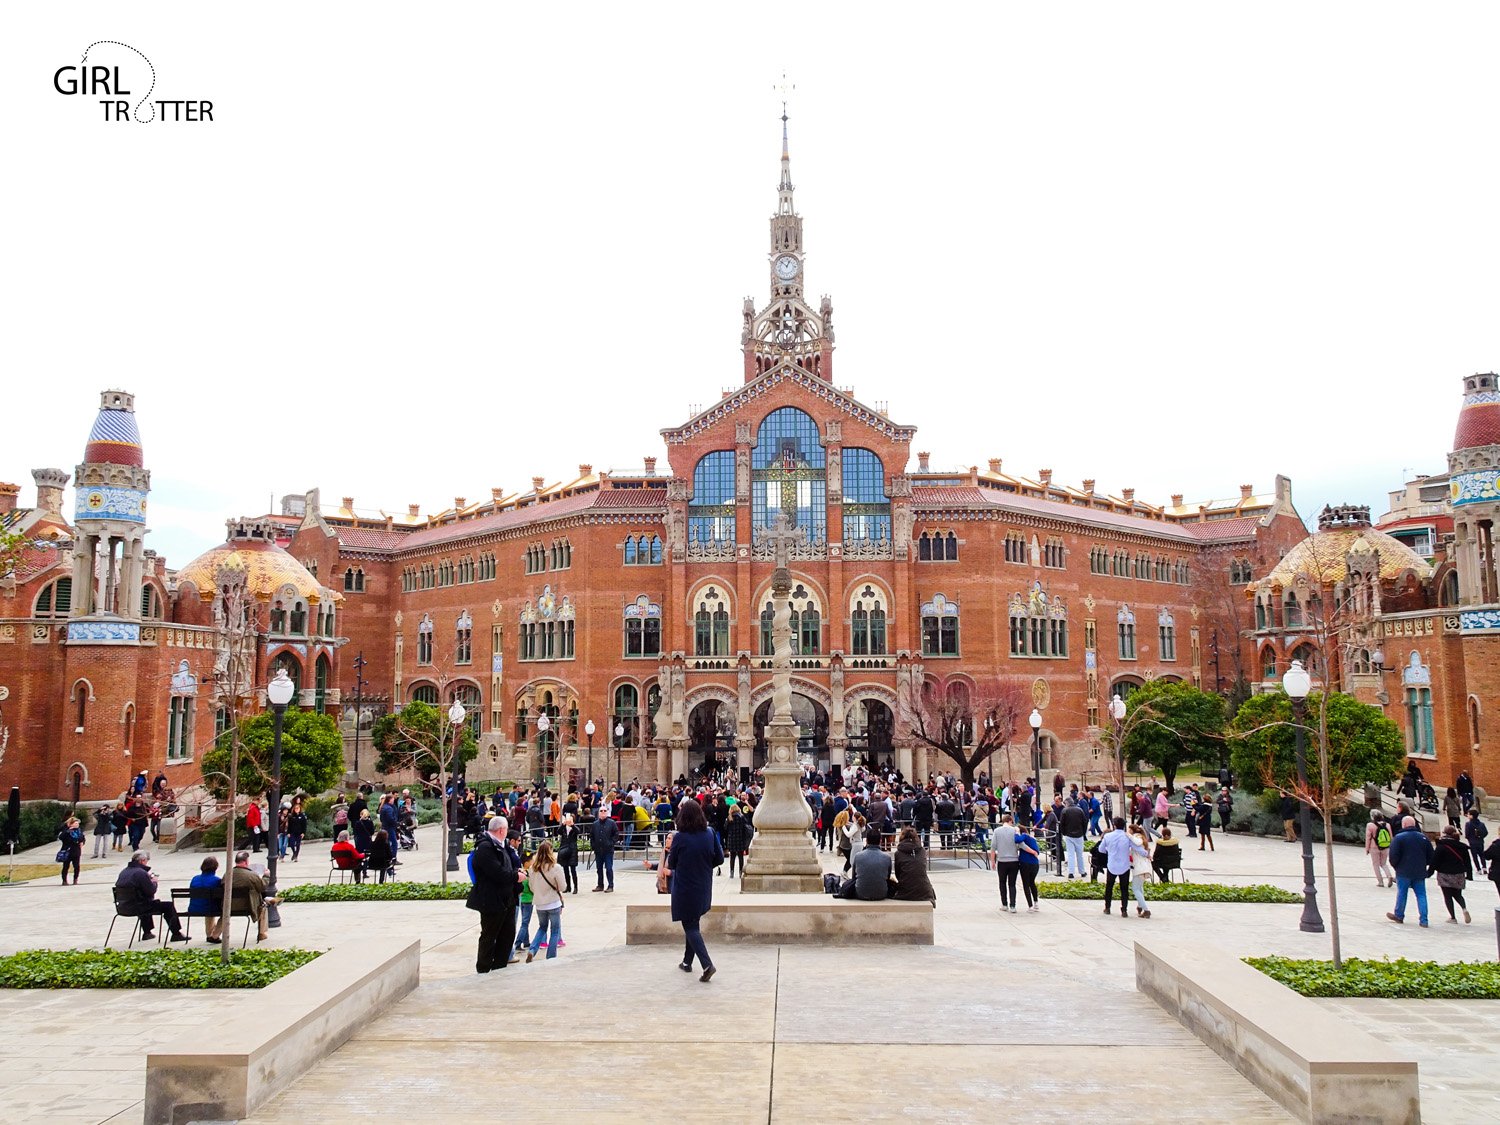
[591,807,619,891]
[114,851,189,942]
[466,817,518,972]
[912,791,935,848]
[1386,815,1435,927]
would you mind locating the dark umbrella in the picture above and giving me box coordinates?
[3,787,18,845]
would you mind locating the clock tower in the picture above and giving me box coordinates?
[743,106,835,384]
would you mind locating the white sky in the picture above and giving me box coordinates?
[3,2,1496,566]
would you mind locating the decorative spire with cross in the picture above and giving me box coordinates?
[763,507,807,577]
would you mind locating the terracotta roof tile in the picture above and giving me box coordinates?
[593,488,667,509]
[912,486,1202,543]
[398,491,601,552]
[1177,517,1263,541]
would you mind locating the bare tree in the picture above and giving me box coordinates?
[904,675,1031,787]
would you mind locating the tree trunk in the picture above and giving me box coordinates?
[1162,764,1177,795]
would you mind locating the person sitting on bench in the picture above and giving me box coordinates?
[1152,827,1182,883]
[837,827,894,900]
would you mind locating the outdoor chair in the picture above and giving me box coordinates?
[328,851,364,884]
[1153,844,1186,884]
[105,886,163,949]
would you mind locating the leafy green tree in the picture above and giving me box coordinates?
[1228,691,1404,798]
[1119,680,1226,794]
[371,700,477,781]
[201,709,346,799]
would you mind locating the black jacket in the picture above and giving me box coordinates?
[913,795,935,828]
[723,814,753,853]
[590,815,619,854]
[465,835,516,914]
[1430,837,1473,879]
[1058,805,1088,839]
[557,825,580,864]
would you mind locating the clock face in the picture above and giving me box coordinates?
[774,254,800,281]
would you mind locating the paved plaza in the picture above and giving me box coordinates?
[0,826,1497,1123]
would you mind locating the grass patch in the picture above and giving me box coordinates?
[281,880,470,903]
[0,948,321,989]
[1037,880,1301,903]
[1247,956,1500,999]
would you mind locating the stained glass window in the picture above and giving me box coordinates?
[752,407,826,542]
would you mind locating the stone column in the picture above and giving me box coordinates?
[741,560,823,893]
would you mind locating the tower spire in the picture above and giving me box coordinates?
[777,72,794,212]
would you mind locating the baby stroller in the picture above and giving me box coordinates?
[397,811,418,851]
[1417,783,1440,814]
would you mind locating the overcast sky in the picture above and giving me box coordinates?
[3,2,1496,566]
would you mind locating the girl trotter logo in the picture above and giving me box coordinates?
[54,40,213,123]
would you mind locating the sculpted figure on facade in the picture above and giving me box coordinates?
[826,445,842,501]
[736,446,750,500]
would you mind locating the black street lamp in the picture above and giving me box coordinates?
[585,719,595,791]
[536,713,551,791]
[349,651,368,779]
[1028,707,1043,812]
[614,722,624,791]
[264,668,296,929]
[444,698,466,876]
[1283,659,1325,934]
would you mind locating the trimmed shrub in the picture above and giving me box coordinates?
[1037,880,1301,904]
[0,948,320,989]
[280,881,470,903]
[1247,956,1500,999]
[13,801,75,851]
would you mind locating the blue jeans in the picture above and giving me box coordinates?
[529,907,562,958]
[1065,835,1086,877]
[277,832,288,858]
[516,901,533,949]
[1393,876,1429,924]
[595,851,614,888]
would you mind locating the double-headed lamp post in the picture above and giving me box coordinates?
[264,668,296,929]
[443,698,466,878]
[1108,694,1127,795]
[584,719,596,790]
[1282,659,1325,934]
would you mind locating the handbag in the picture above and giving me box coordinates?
[56,846,70,862]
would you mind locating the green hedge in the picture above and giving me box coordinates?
[1247,956,1500,999]
[1037,880,1301,903]
[281,880,470,903]
[12,801,75,851]
[0,948,321,989]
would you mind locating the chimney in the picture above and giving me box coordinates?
[1082,478,1096,494]
[1122,487,1136,503]
[1038,469,1053,487]
[0,482,19,515]
[988,458,1002,474]
[1171,493,1184,508]
[531,476,546,493]
[579,463,592,477]
[341,496,354,511]
[385,514,394,531]
[454,497,466,511]
[407,503,420,518]
[491,487,504,503]
[32,469,69,517]
[917,451,931,472]
[643,457,657,476]
[1240,483,1254,501]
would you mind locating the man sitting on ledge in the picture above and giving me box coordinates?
[836,827,894,900]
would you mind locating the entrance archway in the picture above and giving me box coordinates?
[688,699,737,775]
[846,698,894,767]
[753,693,828,766]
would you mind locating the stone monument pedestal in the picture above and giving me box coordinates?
[741,718,823,893]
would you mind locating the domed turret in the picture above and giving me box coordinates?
[1448,373,1500,604]
[68,390,152,635]
[83,390,144,467]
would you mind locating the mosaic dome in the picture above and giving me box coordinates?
[83,390,143,467]
[175,523,330,604]
[1258,524,1432,590]
[1454,372,1500,452]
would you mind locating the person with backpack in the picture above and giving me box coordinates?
[1366,813,1395,887]
[1215,787,1233,832]
[1464,809,1488,876]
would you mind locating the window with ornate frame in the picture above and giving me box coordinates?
[693,586,731,657]
[849,584,888,655]
[920,593,960,657]
[1117,605,1137,660]
[751,408,827,543]
[624,595,662,658]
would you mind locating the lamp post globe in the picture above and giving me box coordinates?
[584,719,596,790]
[1281,659,1324,933]
[1028,707,1043,801]
[264,668,296,928]
[1108,696,1126,723]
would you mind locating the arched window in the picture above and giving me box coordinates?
[624,536,638,565]
[452,683,482,738]
[1255,597,1268,630]
[850,585,888,656]
[841,448,890,541]
[315,653,331,712]
[1117,605,1137,660]
[624,596,662,658]
[1284,591,1302,628]
[921,594,960,657]
[1469,695,1481,748]
[614,684,639,748]
[1290,643,1317,677]
[411,683,439,706]
[1158,611,1177,661]
[140,584,160,618]
[1442,570,1460,607]
[689,451,736,543]
[417,615,434,665]
[1007,584,1068,658]
[693,586,732,657]
[1260,646,1278,680]
[35,576,72,618]
[71,679,90,730]
[752,407,827,543]
[455,611,473,664]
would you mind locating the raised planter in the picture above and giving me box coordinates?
[1134,939,1419,1124]
[626,898,934,945]
[144,936,420,1124]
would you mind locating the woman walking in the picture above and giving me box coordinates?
[668,798,723,982]
[1444,787,1463,832]
[525,840,566,961]
[723,804,752,878]
[1128,824,1154,918]
[57,816,84,884]
[286,799,307,862]
[1366,813,1395,887]
[1431,825,1473,923]
[557,814,580,893]
[1015,819,1041,912]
